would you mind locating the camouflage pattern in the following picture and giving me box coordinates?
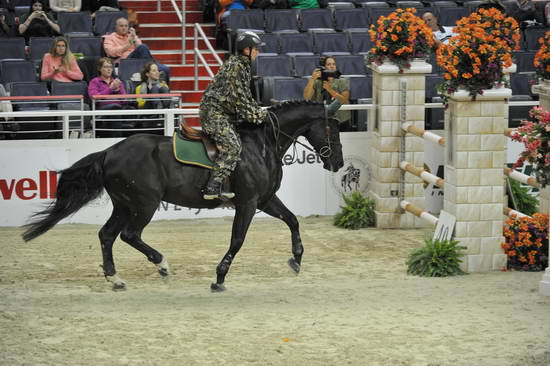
[199,54,267,182]
[311,78,350,124]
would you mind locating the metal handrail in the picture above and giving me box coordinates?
[194,23,223,89]
[166,0,186,64]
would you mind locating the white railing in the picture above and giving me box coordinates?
[194,23,223,89]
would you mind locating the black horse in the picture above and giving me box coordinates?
[22,101,345,291]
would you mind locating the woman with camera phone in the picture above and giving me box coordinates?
[304,56,350,125]
[18,0,60,43]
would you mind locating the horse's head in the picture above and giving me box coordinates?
[303,115,344,173]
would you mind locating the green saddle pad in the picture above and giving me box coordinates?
[172,133,215,169]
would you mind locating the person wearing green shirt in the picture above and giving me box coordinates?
[289,0,319,9]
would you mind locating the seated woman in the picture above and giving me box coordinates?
[135,62,172,109]
[88,57,127,110]
[18,0,60,43]
[41,37,84,83]
[304,56,350,126]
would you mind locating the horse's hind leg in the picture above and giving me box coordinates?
[261,195,303,274]
[119,203,170,279]
[98,208,126,290]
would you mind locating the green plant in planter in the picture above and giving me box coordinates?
[508,178,539,216]
[407,237,467,277]
[333,192,375,230]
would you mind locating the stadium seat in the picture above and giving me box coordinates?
[523,27,547,51]
[0,38,26,61]
[51,80,90,132]
[67,35,103,58]
[279,33,314,56]
[327,1,355,10]
[259,33,280,55]
[366,7,395,24]
[313,32,351,56]
[10,81,50,111]
[57,11,93,35]
[292,54,321,78]
[436,6,469,26]
[334,55,366,76]
[29,37,54,63]
[118,58,152,81]
[348,31,374,55]
[265,77,308,104]
[348,75,372,102]
[265,9,299,33]
[334,9,370,32]
[513,51,536,73]
[225,9,265,34]
[299,9,335,33]
[464,1,483,13]
[254,55,293,77]
[0,60,37,91]
[94,10,127,35]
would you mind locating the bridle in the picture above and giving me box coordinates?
[266,106,336,163]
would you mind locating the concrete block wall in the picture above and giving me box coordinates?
[368,61,432,228]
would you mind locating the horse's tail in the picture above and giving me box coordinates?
[22,151,107,242]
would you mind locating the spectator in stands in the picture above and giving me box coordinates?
[304,56,350,125]
[288,0,319,9]
[88,57,127,109]
[422,12,454,46]
[103,17,171,83]
[508,0,537,23]
[18,1,60,43]
[81,0,119,15]
[41,36,84,83]
[136,61,172,109]
[217,0,253,24]
[49,0,81,12]
[0,7,16,37]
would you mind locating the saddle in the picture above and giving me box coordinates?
[178,121,218,162]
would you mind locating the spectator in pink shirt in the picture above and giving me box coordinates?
[103,17,170,83]
[40,37,84,83]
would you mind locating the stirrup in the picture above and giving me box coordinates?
[203,179,235,200]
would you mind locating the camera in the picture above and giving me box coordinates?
[320,67,341,81]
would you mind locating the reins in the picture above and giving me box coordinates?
[266,106,334,163]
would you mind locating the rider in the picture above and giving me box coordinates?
[199,31,267,200]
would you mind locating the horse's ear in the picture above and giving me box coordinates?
[325,99,342,116]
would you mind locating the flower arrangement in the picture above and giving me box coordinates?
[534,30,550,81]
[366,8,436,72]
[436,8,520,101]
[502,213,548,271]
[510,107,550,188]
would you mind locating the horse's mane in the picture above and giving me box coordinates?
[267,100,323,113]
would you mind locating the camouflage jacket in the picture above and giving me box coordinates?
[200,55,267,125]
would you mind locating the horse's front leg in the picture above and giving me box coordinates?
[260,195,303,274]
[211,202,257,292]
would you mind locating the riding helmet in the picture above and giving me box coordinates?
[235,31,265,52]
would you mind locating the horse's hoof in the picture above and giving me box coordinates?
[288,258,301,274]
[112,282,127,291]
[158,268,169,278]
[156,257,170,278]
[210,283,226,292]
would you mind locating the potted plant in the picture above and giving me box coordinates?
[510,107,550,188]
[436,7,520,102]
[502,213,549,271]
[534,30,550,83]
[366,8,436,72]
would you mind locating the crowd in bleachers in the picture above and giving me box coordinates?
[213,0,549,130]
[0,0,177,139]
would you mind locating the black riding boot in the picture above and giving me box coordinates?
[203,176,235,200]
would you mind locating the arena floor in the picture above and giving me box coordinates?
[0,216,549,366]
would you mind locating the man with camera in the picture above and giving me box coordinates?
[304,56,350,125]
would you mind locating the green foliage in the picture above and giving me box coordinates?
[333,192,375,230]
[407,237,467,277]
[508,179,539,216]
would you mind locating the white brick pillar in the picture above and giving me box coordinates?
[444,88,511,272]
[368,60,431,228]
[532,82,550,296]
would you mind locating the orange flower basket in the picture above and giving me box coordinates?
[534,30,550,81]
[366,8,436,72]
[502,213,548,271]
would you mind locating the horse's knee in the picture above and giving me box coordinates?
[120,230,136,244]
